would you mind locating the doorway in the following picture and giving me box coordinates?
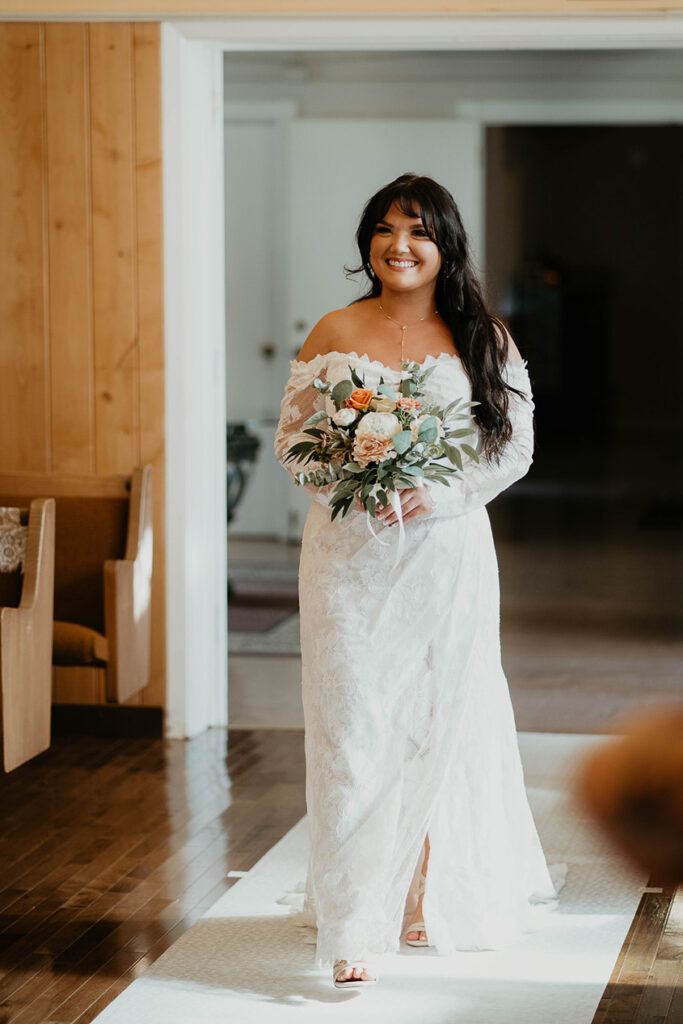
[486,124,683,455]
[222,68,683,733]
[161,21,683,739]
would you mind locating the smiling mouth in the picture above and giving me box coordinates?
[386,259,418,269]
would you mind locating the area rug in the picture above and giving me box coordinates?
[92,733,647,1024]
[228,604,295,633]
[229,612,301,656]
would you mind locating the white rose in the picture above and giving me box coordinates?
[332,407,357,427]
[356,412,401,439]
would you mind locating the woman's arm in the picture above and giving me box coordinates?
[421,357,534,519]
[273,315,341,510]
[379,338,533,525]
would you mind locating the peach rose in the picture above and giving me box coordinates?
[346,388,374,411]
[396,395,421,411]
[352,434,396,466]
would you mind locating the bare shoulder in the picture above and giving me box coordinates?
[295,306,362,362]
[493,320,523,363]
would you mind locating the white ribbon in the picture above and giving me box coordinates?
[364,485,408,569]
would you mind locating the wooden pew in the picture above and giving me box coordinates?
[0,467,153,706]
[0,498,55,771]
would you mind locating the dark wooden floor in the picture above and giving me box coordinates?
[0,729,305,1024]
[0,728,679,1023]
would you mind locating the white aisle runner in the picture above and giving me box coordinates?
[94,733,646,1024]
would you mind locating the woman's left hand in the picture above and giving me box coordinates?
[375,485,435,526]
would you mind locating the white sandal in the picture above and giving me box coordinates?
[405,874,430,947]
[333,960,378,989]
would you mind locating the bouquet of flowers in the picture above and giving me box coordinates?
[283,360,480,522]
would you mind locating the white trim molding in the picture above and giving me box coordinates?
[177,14,683,51]
[455,98,683,124]
[162,23,228,739]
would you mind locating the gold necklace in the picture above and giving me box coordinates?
[378,300,439,363]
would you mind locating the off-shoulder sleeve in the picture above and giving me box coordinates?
[423,360,535,519]
[274,355,337,510]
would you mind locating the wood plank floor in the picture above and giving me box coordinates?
[0,728,679,1023]
[0,730,305,1024]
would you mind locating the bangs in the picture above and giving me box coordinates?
[375,184,440,246]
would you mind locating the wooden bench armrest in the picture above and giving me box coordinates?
[17,499,54,611]
[103,467,153,703]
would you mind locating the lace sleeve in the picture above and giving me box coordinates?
[424,360,535,519]
[274,355,337,510]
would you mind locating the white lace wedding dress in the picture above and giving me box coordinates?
[274,349,563,969]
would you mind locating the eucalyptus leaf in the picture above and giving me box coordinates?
[443,444,463,470]
[461,443,480,463]
[303,409,329,427]
[417,415,438,433]
[417,425,438,444]
[392,430,413,455]
[332,379,354,409]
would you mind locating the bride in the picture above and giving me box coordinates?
[274,173,561,990]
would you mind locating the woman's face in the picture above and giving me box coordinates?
[369,202,442,295]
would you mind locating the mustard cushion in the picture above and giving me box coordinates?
[53,621,109,666]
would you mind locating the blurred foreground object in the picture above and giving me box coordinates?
[576,705,683,884]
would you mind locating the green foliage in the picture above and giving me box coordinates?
[302,409,329,427]
[332,379,354,409]
[461,443,480,463]
[417,416,438,443]
[392,430,413,455]
[285,358,485,520]
[350,366,366,388]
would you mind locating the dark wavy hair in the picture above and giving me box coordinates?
[346,173,529,463]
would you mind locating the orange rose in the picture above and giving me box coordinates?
[346,388,374,410]
[396,396,421,411]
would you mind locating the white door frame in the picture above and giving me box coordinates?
[161,14,683,738]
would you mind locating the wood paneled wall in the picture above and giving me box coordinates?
[0,22,165,708]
